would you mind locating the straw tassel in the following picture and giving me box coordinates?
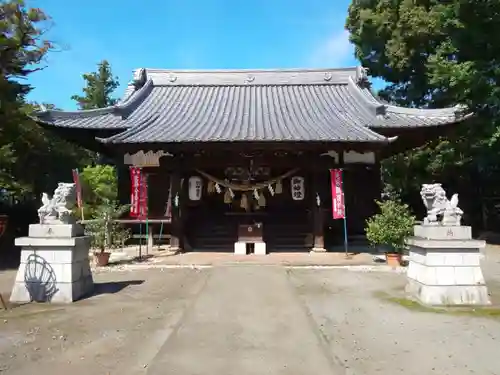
[224,188,232,204]
[240,193,249,211]
[207,180,215,194]
[275,180,283,194]
[258,193,266,207]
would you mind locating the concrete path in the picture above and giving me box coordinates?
[146,266,343,375]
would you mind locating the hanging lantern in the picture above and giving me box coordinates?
[291,176,305,201]
[188,176,203,201]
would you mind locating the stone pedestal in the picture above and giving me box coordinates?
[10,224,94,304]
[234,241,247,255]
[405,225,490,306]
[254,242,267,255]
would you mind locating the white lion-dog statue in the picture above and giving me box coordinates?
[38,183,77,224]
[420,183,463,226]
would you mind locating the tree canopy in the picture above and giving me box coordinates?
[346,0,500,229]
[71,60,120,109]
[0,0,93,200]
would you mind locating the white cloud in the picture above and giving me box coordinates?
[308,29,355,68]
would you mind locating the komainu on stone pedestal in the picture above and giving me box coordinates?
[420,183,463,226]
[405,184,490,306]
[10,182,94,304]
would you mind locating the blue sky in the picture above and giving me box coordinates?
[26,0,381,110]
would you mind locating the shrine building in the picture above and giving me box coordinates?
[35,67,469,253]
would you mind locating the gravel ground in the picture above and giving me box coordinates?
[0,247,499,374]
[288,269,500,375]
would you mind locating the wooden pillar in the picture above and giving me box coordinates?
[116,161,130,207]
[169,172,182,251]
[311,170,326,252]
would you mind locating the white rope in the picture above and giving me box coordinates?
[195,168,299,192]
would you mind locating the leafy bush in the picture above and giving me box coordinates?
[84,201,130,252]
[80,165,118,219]
[365,199,416,253]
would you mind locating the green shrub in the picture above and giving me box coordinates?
[84,201,131,252]
[80,165,118,219]
[365,199,416,253]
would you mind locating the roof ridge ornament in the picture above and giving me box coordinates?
[356,66,369,85]
[132,68,147,88]
[323,72,332,81]
[245,75,255,83]
[168,74,177,83]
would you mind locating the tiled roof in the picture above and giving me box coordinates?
[34,67,469,144]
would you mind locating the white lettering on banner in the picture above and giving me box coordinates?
[331,169,345,219]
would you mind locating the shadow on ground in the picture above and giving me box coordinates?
[85,279,145,299]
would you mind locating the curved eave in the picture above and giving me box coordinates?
[346,77,473,129]
[31,79,154,130]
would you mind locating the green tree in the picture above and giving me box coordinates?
[346,0,500,228]
[71,60,120,109]
[0,0,54,197]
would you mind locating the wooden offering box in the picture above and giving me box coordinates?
[238,223,263,243]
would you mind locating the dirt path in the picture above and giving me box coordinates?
[0,268,208,374]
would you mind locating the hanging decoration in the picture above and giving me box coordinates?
[174,193,179,207]
[258,194,266,207]
[240,193,249,211]
[215,183,222,194]
[275,180,283,194]
[195,168,299,192]
[188,176,203,201]
[291,176,305,201]
[223,188,232,204]
[253,189,260,201]
[268,184,275,196]
[207,180,215,194]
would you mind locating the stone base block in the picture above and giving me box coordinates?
[406,278,491,306]
[10,275,94,303]
[10,235,93,304]
[413,225,472,240]
[234,242,247,255]
[254,242,267,255]
[310,247,327,253]
[29,224,84,238]
[405,237,490,305]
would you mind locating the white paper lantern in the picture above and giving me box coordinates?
[188,176,203,201]
[290,176,305,201]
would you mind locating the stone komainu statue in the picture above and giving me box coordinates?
[38,183,77,225]
[420,183,463,226]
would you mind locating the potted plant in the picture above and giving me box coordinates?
[84,201,130,267]
[365,199,415,266]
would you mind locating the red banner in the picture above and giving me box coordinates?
[72,169,83,208]
[139,173,148,219]
[130,167,142,217]
[330,169,345,219]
